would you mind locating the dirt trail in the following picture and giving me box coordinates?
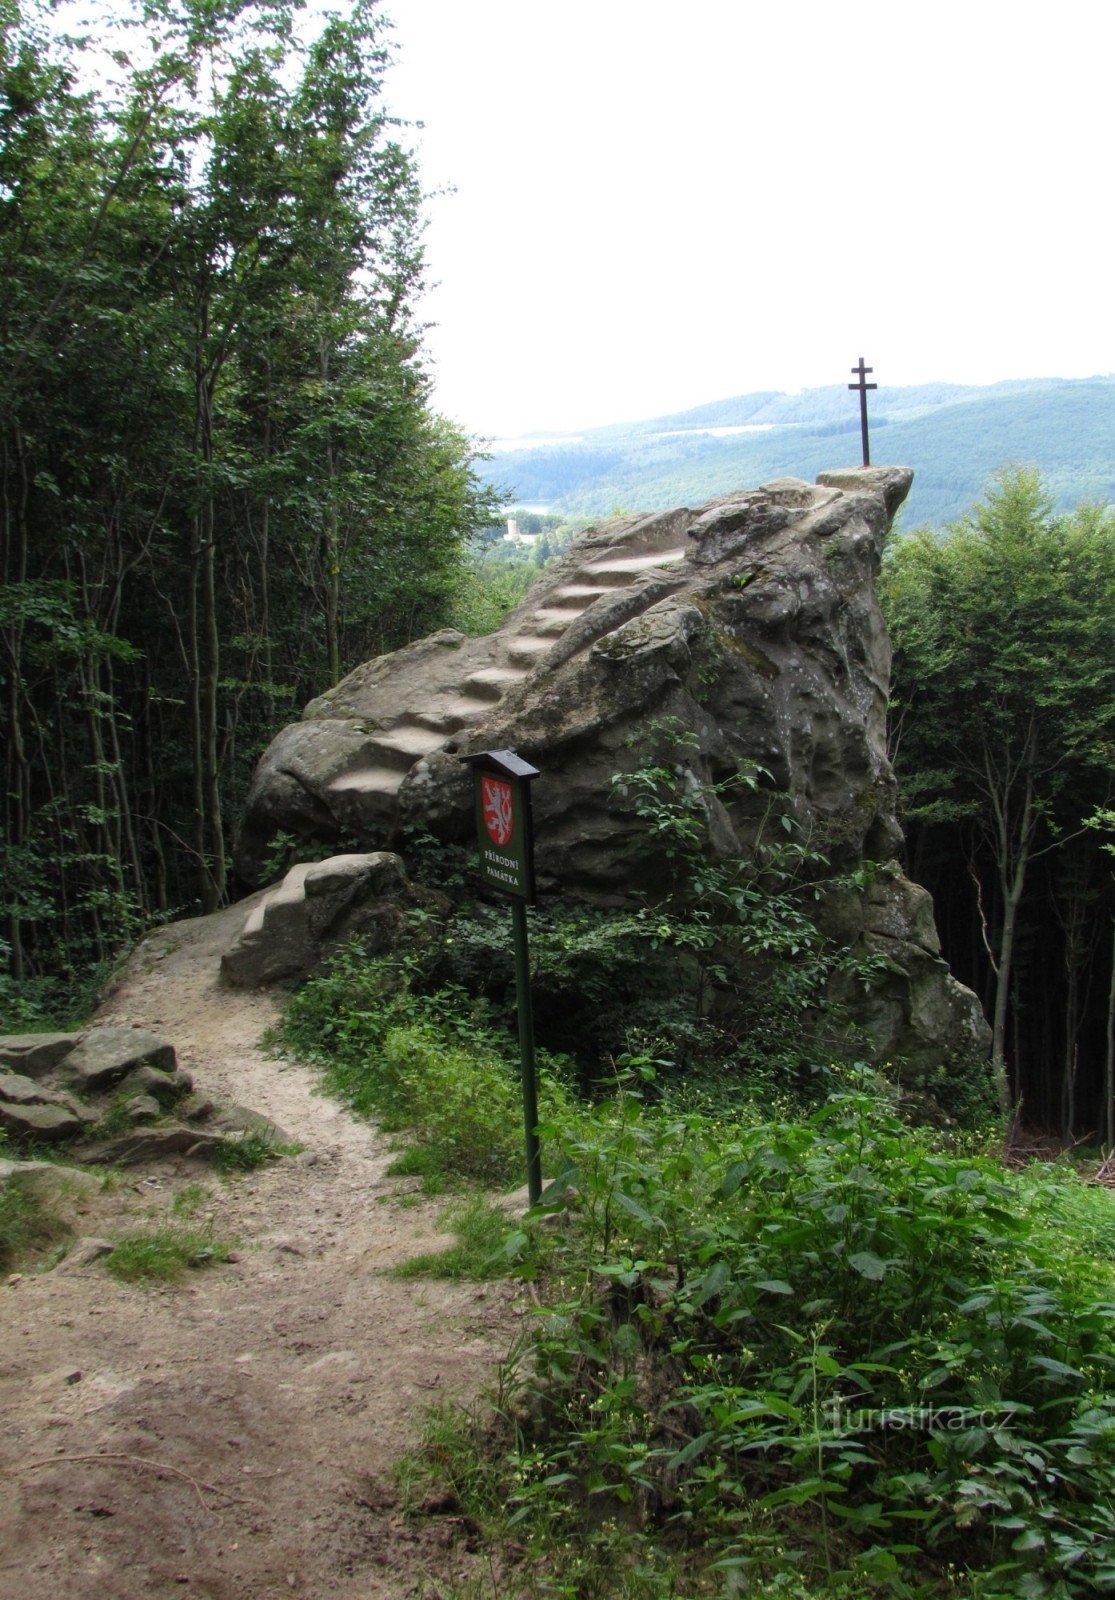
[0,908,520,1598]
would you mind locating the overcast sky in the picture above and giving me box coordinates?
[381,0,1115,441]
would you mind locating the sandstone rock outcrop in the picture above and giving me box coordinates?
[233,468,991,1085]
[0,1027,289,1164]
[220,850,436,987]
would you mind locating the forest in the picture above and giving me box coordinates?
[0,0,498,1015]
[881,469,1115,1142]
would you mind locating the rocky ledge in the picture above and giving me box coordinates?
[0,1028,287,1164]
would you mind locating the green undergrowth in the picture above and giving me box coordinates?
[0,1173,70,1269]
[105,1223,235,1283]
[276,742,1106,1594]
[212,1130,303,1174]
[280,935,1115,1595]
[281,943,576,1192]
[393,1199,521,1281]
[391,1077,1115,1598]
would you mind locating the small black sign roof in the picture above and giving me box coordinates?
[460,748,540,781]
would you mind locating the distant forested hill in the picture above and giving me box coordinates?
[481,376,1115,527]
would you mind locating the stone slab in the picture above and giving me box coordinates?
[0,1100,86,1140]
[62,1027,177,1092]
[0,1033,82,1079]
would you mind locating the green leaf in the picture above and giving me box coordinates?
[613,1191,658,1228]
[848,1250,887,1281]
[665,1430,715,1469]
[1029,1355,1085,1381]
[719,1161,749,1198]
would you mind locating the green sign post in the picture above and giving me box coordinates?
[462,750,542,1204]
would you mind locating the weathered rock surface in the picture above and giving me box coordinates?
[116,1063,193,1106]
[0,1069,96,1140]
[0,1033,82,1079]
[231,468,991,1084]
[0,1099,87,1141]
[220,850,432,987]
[0,1028,287,1164]
[61,1026,177,1091]
[51,1236,115,1273]
[77,1124,232,1165]
[236,469,913,888]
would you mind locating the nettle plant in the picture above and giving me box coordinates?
[503,1082,1115,1596]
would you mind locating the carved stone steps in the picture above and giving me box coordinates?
[462,665,528,700]
[580,547,688,579]
[506,635,556,666]
[242,862,313,936]
[529,607,581,636]
[548,583,616,606]
[327,767,403,798]
[436,696,499,725]
[373,723,448,763]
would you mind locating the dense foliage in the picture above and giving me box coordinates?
[0,0,497,1016]
[491,1084,1115,1599]
[284,921,1115,1597]
[881,471,1115,1139]
[273,699,1115,1596]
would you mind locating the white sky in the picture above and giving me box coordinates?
[381,0,1115,440]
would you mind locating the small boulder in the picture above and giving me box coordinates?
[121,1094,163,1125]
[62,1027,177,1092]
[177,1091,216,1123]
[209,1104,290,1143]
[52,1237,115,1273]
[116,1064,192,1108]
[0,1033,82,1079]
[0,1100,87,1141]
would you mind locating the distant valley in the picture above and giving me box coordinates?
[478,375,1115,528]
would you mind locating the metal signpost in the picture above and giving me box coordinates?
[848,356,877,467]
[462,749,542,1204]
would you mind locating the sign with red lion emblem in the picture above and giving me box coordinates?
[481,776,514,847]
[463,749,538,902]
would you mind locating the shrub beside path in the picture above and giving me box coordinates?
[0,907,518,1598]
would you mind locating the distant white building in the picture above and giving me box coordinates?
[504,516,540,545]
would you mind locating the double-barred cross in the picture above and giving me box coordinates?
[848,357,877,467]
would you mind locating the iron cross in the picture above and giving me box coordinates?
[848,357,877,467]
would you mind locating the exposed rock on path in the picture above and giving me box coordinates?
[0,906,516,1598]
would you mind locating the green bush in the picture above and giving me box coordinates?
[393,1199,521,1280]
[212,1131,301,1174]
[379,1026,528,1186]
[487,1083,1115,1596]
[281,943,570,1189]
[0,1173,67,1269]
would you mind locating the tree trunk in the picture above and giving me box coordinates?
[991,871,1023,1111]
[1105,919,1115,1149]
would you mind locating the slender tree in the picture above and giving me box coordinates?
[882,469,1115,1119]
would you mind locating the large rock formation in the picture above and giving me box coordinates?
[233,468,991,1086]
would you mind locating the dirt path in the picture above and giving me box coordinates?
[0,908,520,1598]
